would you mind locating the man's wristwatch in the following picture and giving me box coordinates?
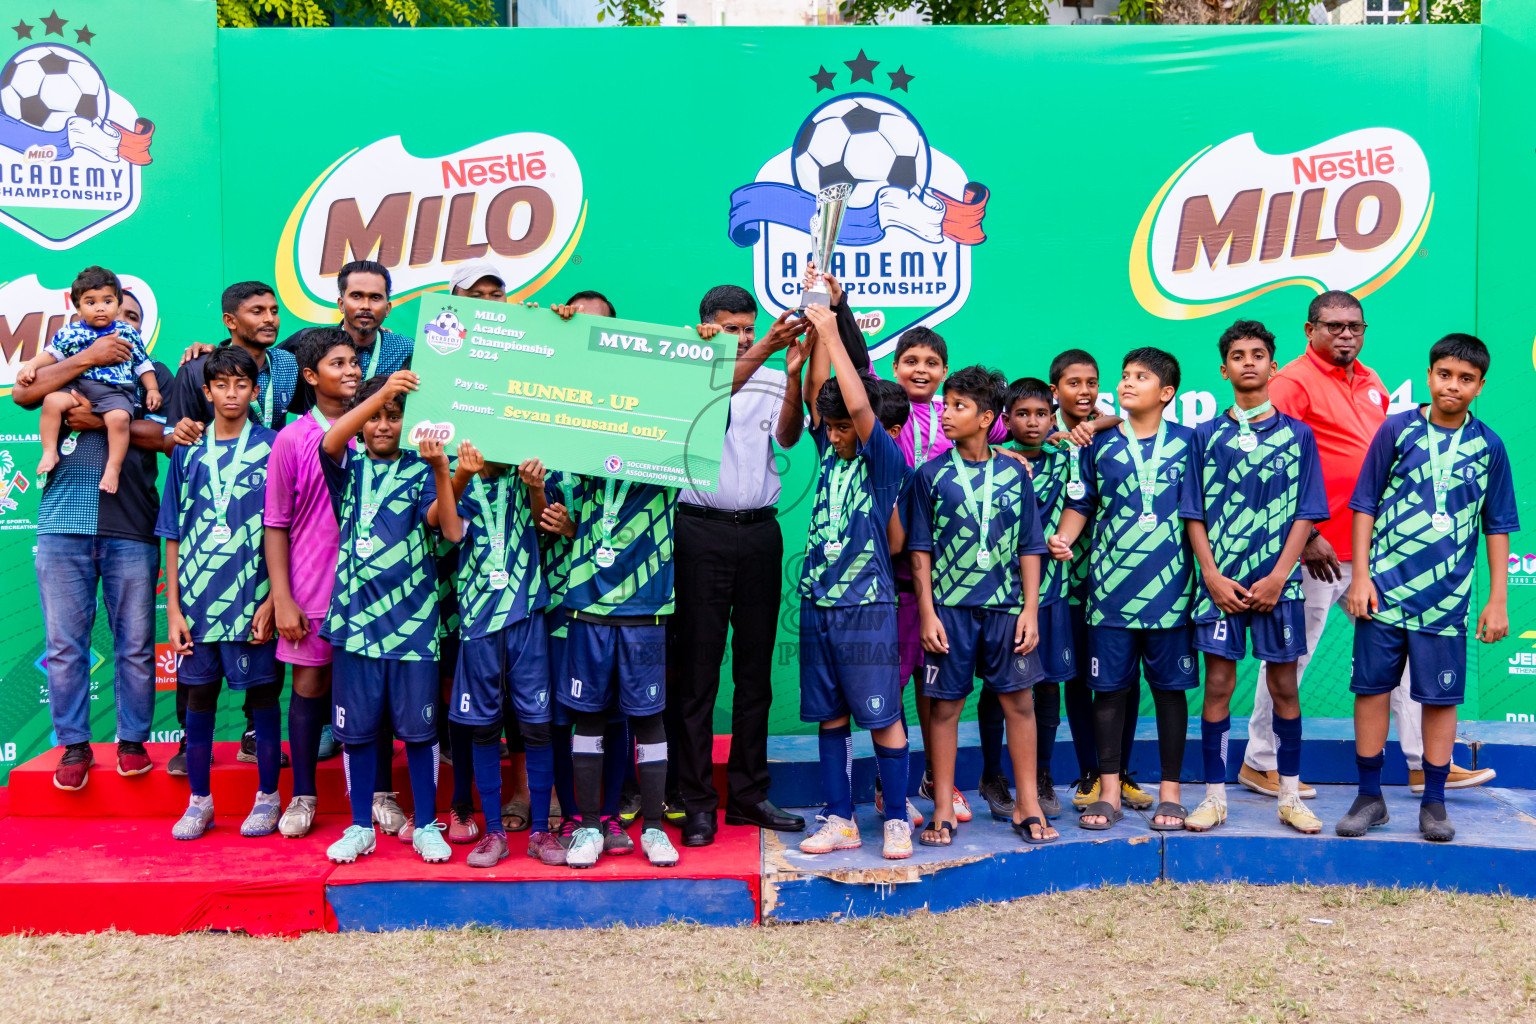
[1308,527,1323,544]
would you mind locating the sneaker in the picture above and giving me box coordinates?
[527,831,567,866]
[799,814,862,854]
[950,789,973,823]
[1279,796,1322,834]
[601,815,634,856]
[882,818,913,860]
[237,729,290,768]
[116,740,152,776]
[1184,795,1228,832]
[566,826,604,868]
[640,827,679,867]
[52,743,93,791]
[316,723,339,761]
[1410,763,1496,793]
[241,792,282,838]
[278,795,318,838]
[1071,774,1101,810]
[413,821,453,863]
[397,820,416,844]
[167,738,188,777]
[1035,772,1062,819]
[1420,802,1456,842]
[917,769,935,800]
[619,781,642,826]
[372,792,407,835]
[663,797,686,825]
[980,772,1017,820]
[1335,794,1390,837]
[1119,775,1154,810]
[447,800,480,844]
[327,824,377,863]
[172,798,215,840]
[1239,763,1317,799]
[873,787,925,829]
[468,831,510,868]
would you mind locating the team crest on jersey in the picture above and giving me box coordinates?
[1013,655,1030,675]
[1438,669,1457,691]
[1062,646,1073,665]
[423,703,434,723]
[1283,625,1294,645]
[727,56,990,359]
[0,32,158,249]
[647,683,659,701]
[867,694,884,714]
[536,690,548,709]
[1179,655,1195,674]
[237,653,249,674]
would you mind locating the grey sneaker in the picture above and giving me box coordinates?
[241,792,282,838]
[566,826,604,868]
[1036,771,1062,819]
[372,792,407,835]
[278,794,318,838]
[1420,803,1455,842]
[1335,794,1390,837]
[172,798,215,840]
[640,827,679,867]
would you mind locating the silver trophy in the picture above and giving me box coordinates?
[803,182,853,308]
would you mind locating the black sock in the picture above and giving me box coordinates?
[572,715,605,826]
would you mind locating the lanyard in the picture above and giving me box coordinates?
[948,449,996,569]
[1121,419,1167,532]
[912,399,942,468]
[357,454,403,540]
[472,475,509,570]
[202,420,252,515]
[1054,410,1083,491]
[310,408,330,432]
[357,342,374,379]
[596,476,634,564]
[1232,401,1272,451]
[1425,418,1465,533]
[257,368,273,426]
[820,449,857,560]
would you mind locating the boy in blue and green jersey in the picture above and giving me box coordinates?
[1052,347,1197,833]
[1340,333,1518,844]
[795,303,912,861]
[318,371,462,866]
[1178,321,1328,836]
[158,346,281,842]
[909,366,1056,848]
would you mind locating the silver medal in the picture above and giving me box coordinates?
[210,524,232,545]
[1431,511,1452,533]
[976,547,991,570]
[594,546,616,568]
[60,437,76,456]
[1238,433,1258,452]
[1066,481,1086,500]
[823,539,844,561]
[1138,512,1158,533]
[355,536,375,559]
[488,569,510,590]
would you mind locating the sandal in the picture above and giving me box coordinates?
[500,798,531,833]
[1149,801,1187,831]
[918,820,957,847]
[1078,801,1123,831]
[1013,816,1058,846]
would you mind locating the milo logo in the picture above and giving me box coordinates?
[408,420,454,445]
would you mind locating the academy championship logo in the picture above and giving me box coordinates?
[728,51,989,357]
[0,17,157,248]
[1131,128,1432,320]
[277,133,585,324]
[0,272,158,391]
[423,307,466,356]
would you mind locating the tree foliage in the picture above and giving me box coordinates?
[216,0,497,28]
[1117,0,1314,24]
[1402,0,1480,22]
[597,0,665,24]
[841,0,1051,25]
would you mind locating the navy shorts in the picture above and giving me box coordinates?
[799,601,901,730]
[451,610,553,727]
[559,618,665,717]
[923,605,1041,700]
[1350,617,1467,706]
[332,647,439,744]
[1194,600,1307,664]
[1088,624,1198,692]
[177,639,280,689]
[1036,600,1078,684]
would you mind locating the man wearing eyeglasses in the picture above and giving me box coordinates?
[1240,290,1494,797]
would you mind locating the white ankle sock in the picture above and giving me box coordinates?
[189,793,213,810]
[1279,774,1300,799]
[1206,782,1227,804]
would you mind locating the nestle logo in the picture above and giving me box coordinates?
[1292,146,1395,186]
[441,151,548,188]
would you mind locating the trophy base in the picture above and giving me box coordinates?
[803,287,834,309]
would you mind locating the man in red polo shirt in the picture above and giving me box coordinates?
[1240,290,1494,796]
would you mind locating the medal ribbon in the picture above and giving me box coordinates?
[1120,419,1167,523]
[1233,401,1273,442]
[257,367,273,427]
[948,449,996,566]
[357,454,404,541]
[310,408,330,432]
[1425,419,1466,523]
[190,420,252,534]
[912,399,942,468]
[472,475,509,575]
[821,448,857,551]
[1054,410,1082,488]
[600,476,634,554]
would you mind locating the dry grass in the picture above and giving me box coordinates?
[2,882,1535,1023]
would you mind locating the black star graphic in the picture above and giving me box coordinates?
[74,23,94,45]
[810,65,836,91]
[887,65,914,91]
[12,19,32,39]
[39,9,66,35]
[844,49,878,84]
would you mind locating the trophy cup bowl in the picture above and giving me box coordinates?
[803,182,853,309]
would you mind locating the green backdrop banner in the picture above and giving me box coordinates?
[0,1,1528,782]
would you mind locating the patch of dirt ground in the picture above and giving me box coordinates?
[2,882,1534,1023]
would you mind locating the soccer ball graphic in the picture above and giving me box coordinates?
[791,96,929,208]
[0,44,109,134]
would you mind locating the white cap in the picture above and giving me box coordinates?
[449,259,505,291]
